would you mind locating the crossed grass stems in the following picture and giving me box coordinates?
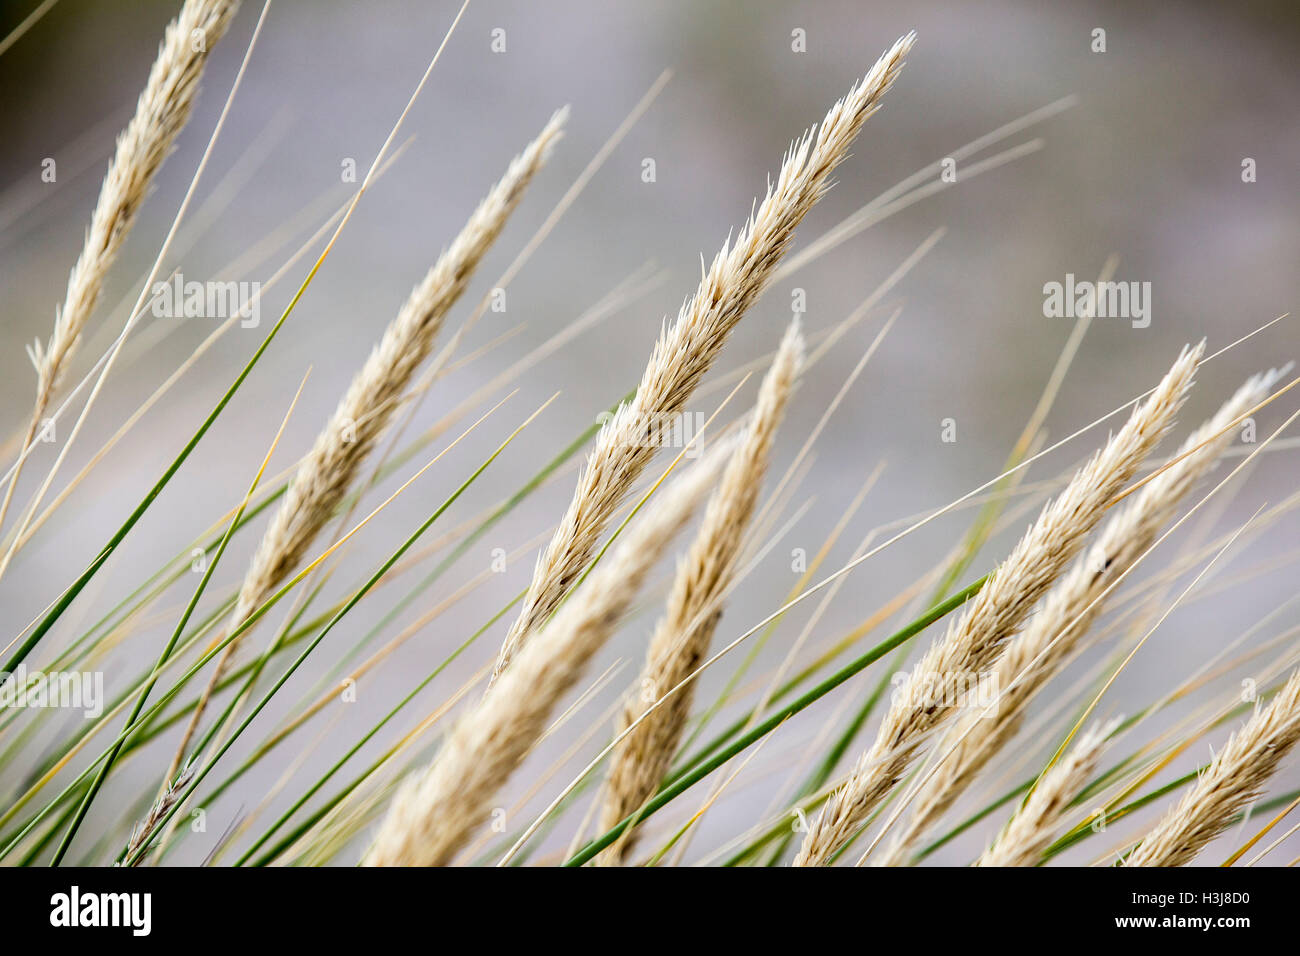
[2,5,1298,867]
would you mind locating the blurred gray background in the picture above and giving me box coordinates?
[1,0,1297,864]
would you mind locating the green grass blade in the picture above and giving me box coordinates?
[563,575,988,866]
[119,400,546,865]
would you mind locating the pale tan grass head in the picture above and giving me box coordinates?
[32,0,240,402]
[1123,667,1300,867]
[794,343,1202,866]
[878,365,1278,865]
[489,33,915,686]
[974,720,1113,867]
[596,317,804,864]
[230,109,566,629]
[363,442,730,866]
[162,111,565,786]
[124,763,197,866]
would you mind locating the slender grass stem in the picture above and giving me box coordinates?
[564,576,987,866]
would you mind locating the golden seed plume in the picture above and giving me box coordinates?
[489,33,915,686]
[31,0,240,403]
[171,110,565,763]
[364,446,729,866]
[794,343,1201,866]
[974,721,1112,867]
[595,318,804,864]
[4,0,240,535]
[878,367,1280,865]
[124,764,196,866]
[1123,668,1300,867]
[231,109,565,630]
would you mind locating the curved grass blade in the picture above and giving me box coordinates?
[0,395,515,860]
[236,594,521,866]
[48,372,309,863]
[563,576,987,866]
[119,396,552,865]
[2,0,469,673]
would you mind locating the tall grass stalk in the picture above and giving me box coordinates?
[490,34,915,684]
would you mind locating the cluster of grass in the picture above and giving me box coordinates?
[2,2,1297,868]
